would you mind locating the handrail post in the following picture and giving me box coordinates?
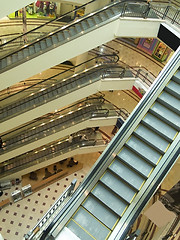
[163,5,170,19]
[172,9,179,24]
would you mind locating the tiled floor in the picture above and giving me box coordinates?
[0,152,100,240]
[0,28,175,240]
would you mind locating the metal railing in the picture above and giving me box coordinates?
[0,0,163,62]
[0,128,106,178]
[24,179,77,240]
[151,2,180,25]
[0,100,118,154]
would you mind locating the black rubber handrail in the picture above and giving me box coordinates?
[0,53,119,103]
[0,96,105,138]
[0,0,147,61]
[0,0,96,48]
[0,106,115,155]
[0,135,105,175]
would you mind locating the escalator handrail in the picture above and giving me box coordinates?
[39,47,180,240]
[0,135,105,176]
[0,105,116,152]
[0,0,96,49]
[0,54,119,104]
[0,0,149,61]
[0,96,105,138]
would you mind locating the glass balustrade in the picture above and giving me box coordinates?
[0,129,106,178]
[0,98,121,154]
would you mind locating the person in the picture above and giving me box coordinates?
[15,10,19,17]
[49,2,55,16]
[68,134,73,143]
[80,134,88,141]
[94,127,99,132]
[53,165,57,174]
[29,171,38,180]
[59,158,67,165]
[44,168,52,179]
[67,157,78,167]
[112,126,118,135]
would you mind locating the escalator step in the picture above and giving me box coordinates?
[142,113,177,142]
[67,219,94,240]
[92,183,128,216]
[12,54,18,64]
[57,32,65,41]
[158,91,180,114]
[105,9,115,18]
[82,195,119,230]
[23,48,29,58]
[125,135,162,165]
[71,207,111,240]
[134,124,170,154]
[17,51,23,60]
[75,24,82,33]
[69,26,77,36]
[63,30,70,40]
[93,15,102,24]
[52,35,58,44]
[172,71,180,84]
[109,159,146,190]
[80,21,89,31]
[1,58,7,68]
[118,147,155,177]
[99,12,109,21]
[100,171,137,203]
[7,56,12,66]
[34,43,41,52]
[40,40,47,50]
[86,18,95,28]
[165,80,180,99]
[150,102,180,130]
[46,38,53,47]
[29,46,35,55]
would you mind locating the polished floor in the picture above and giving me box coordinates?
[0,33,179,240]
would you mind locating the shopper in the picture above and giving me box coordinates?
[68,134,73,143]
[80,134,88,141]
[67,157,78,167]
[15,10,19,17]
[94,127,99,132]
[53,165,57,174]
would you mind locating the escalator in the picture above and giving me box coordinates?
[0,0,161,89]
[0,61,134,133]
[37,47,179,240]
[0,97,125,162]
[0,128,106,181]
